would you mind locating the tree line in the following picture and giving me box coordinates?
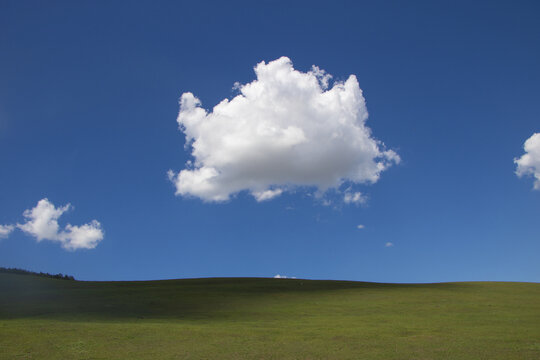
[0,267,75,280]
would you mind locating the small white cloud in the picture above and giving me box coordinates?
[385,242,394,247]
[515,133,540,189]
[274,274,296,279]
[17,199,70,241]
[59,221,104,251]
[321,198,333,207]
[252,188,283,202]
[169,56,399,203]
[344,191,367,205]
[0,224,14,239]
[16,198,104,251]
[357,224,365,229]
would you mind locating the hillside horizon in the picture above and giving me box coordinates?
[2,272,540,359]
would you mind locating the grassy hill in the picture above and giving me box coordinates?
[1,273,539,359]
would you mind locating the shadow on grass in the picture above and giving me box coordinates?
[0,273,471,322]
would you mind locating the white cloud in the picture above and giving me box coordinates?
[515,133,540,190]
[0,224,14,239]
[344,191,367,205]
[357,224,365,229]
[17,199,70,241]
[252,188,283,202]
[17,198,103,250]
[169,56,399,202]
[274,274,296,279]
[385,242,394,247]
[58,221,104,251]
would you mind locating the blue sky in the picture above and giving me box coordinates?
[1,0,539,282]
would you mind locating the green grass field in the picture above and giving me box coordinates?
[1,273,539,359]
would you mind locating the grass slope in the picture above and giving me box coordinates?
[1,273,539,359]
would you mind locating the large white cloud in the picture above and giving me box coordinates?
[0,224,14,239]
[169,56,399,202]
[515,133,540,190]
[16,198,104,250]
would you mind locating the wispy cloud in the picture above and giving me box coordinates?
[252,188,283,202]
[344,191,367,205]
[357,224,365,229]
[385,242,394,247]
[0,224,14,239]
